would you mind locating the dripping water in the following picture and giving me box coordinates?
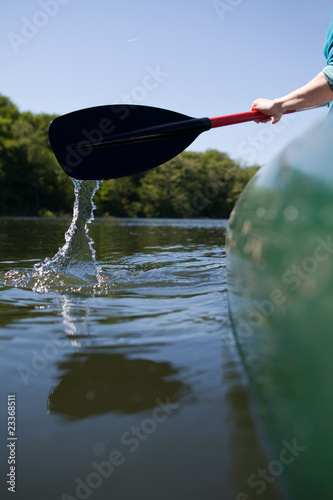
[2,179,103,292]
[35,180,100,281]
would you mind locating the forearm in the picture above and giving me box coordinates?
[274,71,333,112]
[252,71,333,123]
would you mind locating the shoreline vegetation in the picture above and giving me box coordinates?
[0,95,260,218]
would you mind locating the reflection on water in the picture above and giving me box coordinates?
[48,353,188,419]
[0,213,283,500]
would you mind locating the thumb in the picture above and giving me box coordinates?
[271,115,281,124]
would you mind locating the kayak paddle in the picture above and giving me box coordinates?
[49,104,296,181]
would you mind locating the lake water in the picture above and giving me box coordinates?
[0,181,283,500]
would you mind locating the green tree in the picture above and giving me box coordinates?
[0,95,73,215]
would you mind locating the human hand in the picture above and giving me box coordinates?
[251,98,284,124]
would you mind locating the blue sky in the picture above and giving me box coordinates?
[1,0,332,167]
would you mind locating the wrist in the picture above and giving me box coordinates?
[273,99,285,115]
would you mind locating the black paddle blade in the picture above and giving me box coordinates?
[49,105,211,180]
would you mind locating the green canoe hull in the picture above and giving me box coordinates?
[227,116,333,499]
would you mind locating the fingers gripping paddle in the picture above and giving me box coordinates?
[49,104,295,181]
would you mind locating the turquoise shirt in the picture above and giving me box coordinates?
[323,11,333,87]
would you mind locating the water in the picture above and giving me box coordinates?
[3,180,101,292]
[0,181,283,500]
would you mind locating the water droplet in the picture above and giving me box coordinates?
[256,207,266,217]
[283,205,298,221]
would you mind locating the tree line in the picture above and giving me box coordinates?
[0,95,259,218]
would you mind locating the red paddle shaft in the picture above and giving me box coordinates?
[210,109,296,128]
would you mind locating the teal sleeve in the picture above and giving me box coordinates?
[322,65,333,91]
